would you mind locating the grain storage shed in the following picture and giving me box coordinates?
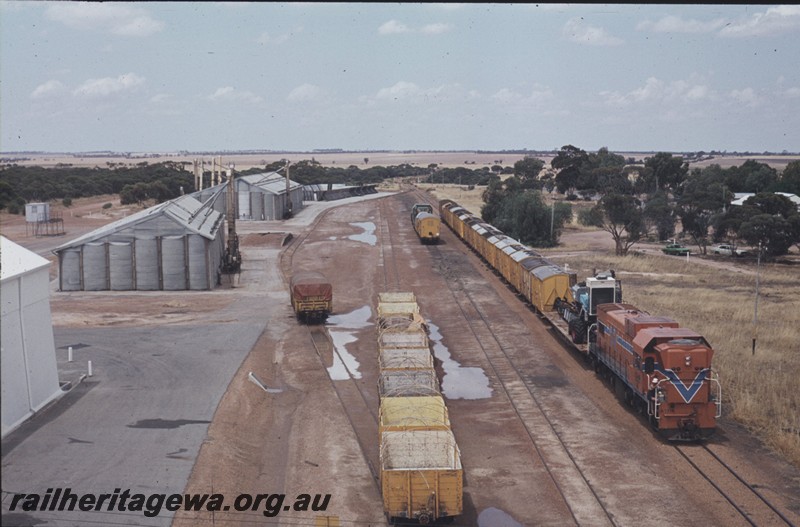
[189,183,227,215]
[236,172,304,220]
[1,236,61,438]
[54,195,225,291]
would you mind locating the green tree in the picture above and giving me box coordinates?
[488,190,571,247]
[676,166,728,253]
[643,192,675,241]
[774,160,800,195]
[0,180,17,210]
[581,193,644,255]
[551,145,588,195]
[480,178,507,223]
[739,214,795,257]
[637,152,688,194]
[513,157,545,188]
[715,193,799,257]
[724,160,778,193]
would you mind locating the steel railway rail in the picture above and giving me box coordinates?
[377,195,404,291]
[403,187,615,525]
[430,241,616,527]
[278,208,387,524]
[674,444,797,527]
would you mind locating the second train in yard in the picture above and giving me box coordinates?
[438,199,721,441]
[411,203,441,244]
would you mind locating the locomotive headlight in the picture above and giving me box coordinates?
[685,355,691,366]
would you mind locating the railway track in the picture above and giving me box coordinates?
[279,207,388,525]
[400,186,614,525]
[430,241,617,527]
[377,194,404,291]
[307,325,382,487]
[674,444,797,527]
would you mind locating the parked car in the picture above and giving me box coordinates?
[662,243,691,256]
[711,244,750,257]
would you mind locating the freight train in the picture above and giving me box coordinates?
[439,199,721,441]
[376,292,463,524]
[289,271,333,322]
[411,203,441,244]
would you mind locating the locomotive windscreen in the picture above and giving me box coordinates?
[591,287,618,314]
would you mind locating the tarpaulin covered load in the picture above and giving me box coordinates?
[290,272,333,301]
[290,271,332,321]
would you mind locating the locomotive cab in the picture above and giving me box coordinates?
[641,332,721,440]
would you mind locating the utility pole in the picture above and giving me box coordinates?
[752,241,762,355]
[285,160,292,218]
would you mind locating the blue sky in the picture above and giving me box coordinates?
[1,2,799,153]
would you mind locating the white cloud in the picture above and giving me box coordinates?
[378,20,452,35]
[729,88,763,107]
[720,5,800,37]
[371,82,479,106]
[376,81,422,100]
[686,85,710,101]
[256,28,298,45]
[491,88,517,103]
[420,23,453,35]
[287,83,324,103]
[73,73,145,97]
[208,86,263,104]
[379,20,411,35]
[637,15,727,34]
[784,87,800,98]
[490,85,554,107]
[31,80,66,99]
[600,77,714,107]
[45,4,164,37]
[563,18,623,46]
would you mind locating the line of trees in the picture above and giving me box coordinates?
[0,159,503,213]
[254,159,501,187]
[0,161,193,212]
[538,145,800,258]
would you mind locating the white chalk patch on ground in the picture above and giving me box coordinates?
[428,321,492,400]
[348,222,377,246]
[325,305,372,380]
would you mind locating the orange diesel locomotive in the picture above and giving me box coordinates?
[592,303,720,441]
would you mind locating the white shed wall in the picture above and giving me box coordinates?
[1,266,61,438]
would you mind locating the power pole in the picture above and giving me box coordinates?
[752,241,761,355]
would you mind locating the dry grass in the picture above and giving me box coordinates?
[564,253,800,466]
[425,183,487,215]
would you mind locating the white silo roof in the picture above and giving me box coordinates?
[1,236,50,282]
